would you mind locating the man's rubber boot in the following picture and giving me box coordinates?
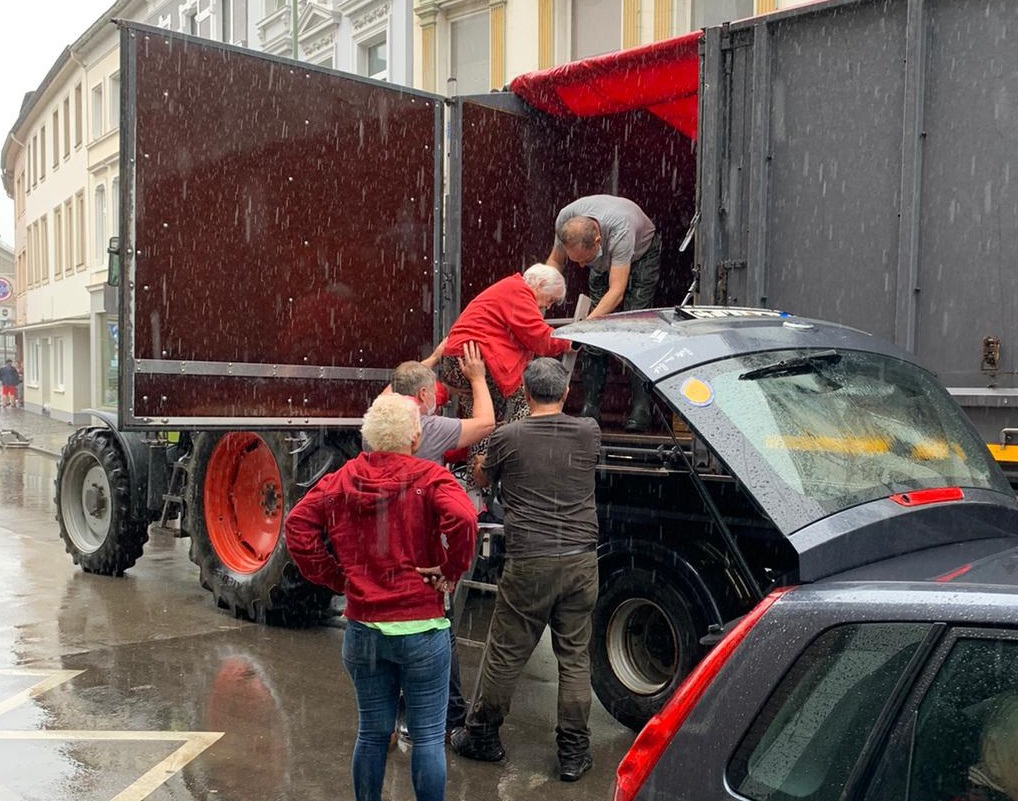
[450,726,506,762]
[579,350,608,423]
[624,376,653,432]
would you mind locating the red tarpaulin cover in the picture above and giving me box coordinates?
[508,31,702,141]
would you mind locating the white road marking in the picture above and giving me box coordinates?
[0,668,224,801]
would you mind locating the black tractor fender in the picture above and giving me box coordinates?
[595,539,725,631]
[79,409,152,520]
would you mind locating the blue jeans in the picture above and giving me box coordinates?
[342,621,451,801]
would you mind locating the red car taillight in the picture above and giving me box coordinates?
[612,587,794,801]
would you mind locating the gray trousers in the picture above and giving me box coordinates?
[467,550,598,759]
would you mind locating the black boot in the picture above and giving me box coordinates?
[624,375,653,432]
[579,349,608,423]
[450,725,505,762]
[559,752,593,782]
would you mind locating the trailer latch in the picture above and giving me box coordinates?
[981,336,1001,372]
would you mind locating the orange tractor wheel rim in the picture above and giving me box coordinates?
[204,433,283,574]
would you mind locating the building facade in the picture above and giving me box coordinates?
[411,0,797,95]
[3,0,807,423]
[1,0,417,423]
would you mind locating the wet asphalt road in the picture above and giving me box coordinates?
[0,411,635,801]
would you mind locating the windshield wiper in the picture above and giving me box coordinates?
[739,349,842,381]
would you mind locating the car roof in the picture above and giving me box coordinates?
[554,307,918,384]
[778,579,1018,624]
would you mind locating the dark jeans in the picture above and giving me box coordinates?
[343,621,451,801]
[466,551,599,759]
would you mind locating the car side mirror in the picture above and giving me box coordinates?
[107,236,120,287]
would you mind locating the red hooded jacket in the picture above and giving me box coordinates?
[284,451,477,623]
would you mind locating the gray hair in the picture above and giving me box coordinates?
[522,263,566,303]
[361,394,421,453]
[557,216,598,249]
[523,357,569,403]
[391,360,435,396]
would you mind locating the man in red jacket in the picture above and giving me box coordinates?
[285,393,477,801]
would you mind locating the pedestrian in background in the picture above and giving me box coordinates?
[285,393,477,801]
[450,358,600,783]
[0,359,19,408]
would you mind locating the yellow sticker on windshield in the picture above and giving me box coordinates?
[681,377,714,407]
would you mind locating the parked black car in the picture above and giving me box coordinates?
[554,307,1018,729]
[612,552,1018,801]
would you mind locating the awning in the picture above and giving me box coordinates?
[508,30,702,141]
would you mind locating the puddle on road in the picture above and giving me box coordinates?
[0,449,57,512]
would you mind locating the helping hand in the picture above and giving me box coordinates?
[458,341,486,382]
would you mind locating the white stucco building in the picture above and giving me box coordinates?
[2,0,804,423]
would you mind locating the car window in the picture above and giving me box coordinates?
[727,623,930,801]
[659,350,1010,534]
[890,636,1018,801]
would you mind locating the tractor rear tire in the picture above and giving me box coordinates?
[184,430,332,625]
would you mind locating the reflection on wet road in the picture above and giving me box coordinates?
[0,447,635,800]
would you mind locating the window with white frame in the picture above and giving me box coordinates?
[40,126,46,179]
[111,178,120,238]
[52,111,59,168]
[54,337,64,390]
[95,185,106,262]
[221,0,232,42]
[572,0,620,59]
[54,206,63,277]
[63,96,70,157]
[365,39,387,81]
[64,199,74,272]
[690,0,754,28]
[450,11,489,94]
[109,73,121,129]
[76,191,85,268]
[28,339,40,385]
[91,84,103,139]
[74,84,83,146]
[40,214,49,282]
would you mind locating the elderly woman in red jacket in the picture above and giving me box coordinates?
[284,393,477,801]
[440,263,573,449]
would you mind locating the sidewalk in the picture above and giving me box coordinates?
[0,407,79,457]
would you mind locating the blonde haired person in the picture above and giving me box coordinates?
[285,393,477,801]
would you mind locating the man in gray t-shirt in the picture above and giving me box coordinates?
[389,340,494,464]
[452,358,600,782]
[546,194,662,432]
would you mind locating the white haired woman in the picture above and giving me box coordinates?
[440,264,573,449]
[284,393,477,801]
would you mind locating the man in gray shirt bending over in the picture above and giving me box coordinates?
[450,357,600,783]
[547,194,661,432]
